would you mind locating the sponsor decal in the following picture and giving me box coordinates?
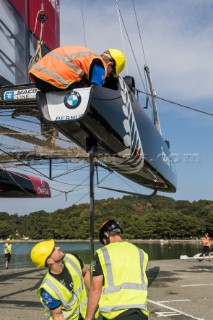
[55,114,84,121]
[37,186,50,196]
[119,78,144,170]
[64,91,81,109]
[157,146,176,174]
[4,88,38,101]
[36,180,51,196]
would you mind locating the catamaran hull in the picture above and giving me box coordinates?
[37,77,177,192]
[0,169,51,198]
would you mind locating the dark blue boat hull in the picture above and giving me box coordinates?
[37,77,177,192]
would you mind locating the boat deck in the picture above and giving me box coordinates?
[1,259,212,320]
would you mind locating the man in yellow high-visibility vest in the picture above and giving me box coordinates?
[3,238,12,269]
[31,240,90,320]
[86,220,149,320]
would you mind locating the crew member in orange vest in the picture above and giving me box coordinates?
[202,232,211,261]
[29,46,125,92]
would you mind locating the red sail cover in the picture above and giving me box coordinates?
[9,0,60,50]
[0,169,51,198]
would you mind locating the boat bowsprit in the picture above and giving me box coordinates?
[37,76,177,193]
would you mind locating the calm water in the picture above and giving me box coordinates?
[0,241,203,269]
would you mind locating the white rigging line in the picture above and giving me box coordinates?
[115,0,146,91]
[81,0,87,47]
[131,0,149,94]
[115,0,128,75]
[131,0,147,65]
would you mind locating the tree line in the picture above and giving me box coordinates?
[0,195,212,240]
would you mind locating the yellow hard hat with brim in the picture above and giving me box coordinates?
[30,239,54,268]
[107,48,125,78]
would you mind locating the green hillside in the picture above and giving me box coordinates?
[0,195,212,240]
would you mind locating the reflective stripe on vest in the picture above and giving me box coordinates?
[101,246,147,295]
[38,254,87,319]
[50,50,94,76]
[32,64,71,87]
[43,277,76,309]
[65,255,82,278]
[97,242,148,316]
[29,46,104,89]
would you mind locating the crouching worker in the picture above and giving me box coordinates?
[85,220,149,320]
[31,239,90,320]
[29,46,125,91]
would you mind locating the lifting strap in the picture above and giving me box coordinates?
[28,3,48,70]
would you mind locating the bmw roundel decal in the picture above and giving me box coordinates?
[64,91,81,109]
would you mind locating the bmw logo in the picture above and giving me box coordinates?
[64,91,81,109]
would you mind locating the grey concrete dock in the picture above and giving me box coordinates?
[1,259,213,320]
[148,259,213,320]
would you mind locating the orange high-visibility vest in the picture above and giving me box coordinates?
[203,236,211,247]
[29,46,106,89]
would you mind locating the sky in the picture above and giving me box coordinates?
[1,0,213,215]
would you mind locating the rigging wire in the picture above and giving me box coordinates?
[6,169,36,197]
[15,162,89,181]
[0,144,93,198]
[114,0,147,92]
[63,175,90,195]
[131,0,150,100]
[51,175,90,200]
[0,147,50,180]
[135,88,213,117]
[131,0,147,66]
[114,2,212,118]
[80,0,87,47]
[47,164,89,180]
[72,190,90,205]
[115,0,128,75]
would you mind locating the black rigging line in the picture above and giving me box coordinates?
[47,164,89,180]
[73,190,90,205]
[80,0,86,47]
[115,1,146,89]
[0,153,88,195]
[0,147,50,179]
[131,0,149,99]
[135,88,213,117]
[98,185,157,198]
[131,0,147,65]
[115,1,213,118]
[18,163,89,181]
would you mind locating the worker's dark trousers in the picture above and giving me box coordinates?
[102,310,148,320]
[33,77,90,92]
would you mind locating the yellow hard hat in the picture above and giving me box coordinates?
[30,239,54,268]
[107,48,125,77]
[6,238,10,241]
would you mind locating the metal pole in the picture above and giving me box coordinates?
[89,146,95,262]
[144,65,162,135]
[49,158,52,179]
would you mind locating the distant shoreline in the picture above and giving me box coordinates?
[0,239,202,244]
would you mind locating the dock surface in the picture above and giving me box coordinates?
[1,259,212,320]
